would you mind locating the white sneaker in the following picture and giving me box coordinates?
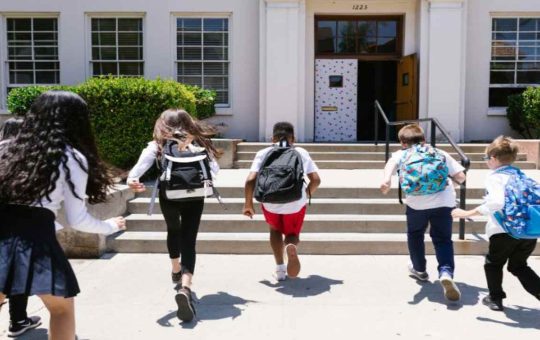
[439,272,461,302]
[274,264,287,281]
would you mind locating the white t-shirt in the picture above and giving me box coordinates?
[476,167,510,238]
[391,148,465,210]
[250,146,319,214]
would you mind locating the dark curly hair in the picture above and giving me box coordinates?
[0,90,113,205]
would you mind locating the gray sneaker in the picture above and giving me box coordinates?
[408,264,429,281]
[440,272,461,301]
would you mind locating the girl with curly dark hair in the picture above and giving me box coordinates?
[127,109,220,322]
[0,91,126,340]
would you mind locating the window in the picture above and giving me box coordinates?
[176,17,229,106]
[90,17,143,76]
[6,17,59,93]
[490,18,540,107]
[316,17,401,56]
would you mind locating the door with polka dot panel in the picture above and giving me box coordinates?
[315,59,357,142]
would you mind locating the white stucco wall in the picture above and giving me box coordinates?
[465,0,540,142]
[0,0,260,141]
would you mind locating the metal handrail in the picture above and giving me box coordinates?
[374,100,471,240]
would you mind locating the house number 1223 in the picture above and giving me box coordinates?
[352,4,368,10]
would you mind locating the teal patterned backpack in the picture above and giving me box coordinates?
[493,166,540,239]
[398,144,449,197]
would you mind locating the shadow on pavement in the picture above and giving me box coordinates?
[156,291,254,329]
[16,328,48,339]
[408,279,488,310]
[259,275,343,298]
[477,305,540,330]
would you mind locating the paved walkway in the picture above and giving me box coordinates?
[1,254,539,340]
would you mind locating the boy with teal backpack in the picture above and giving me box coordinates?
[452,136,540,311]
[380,124,466,301]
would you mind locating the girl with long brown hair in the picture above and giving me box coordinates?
[127,109,220,322]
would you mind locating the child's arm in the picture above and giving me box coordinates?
[127,142,158,192]
[307,172,321,195]
[451,171,466,184]
[380,158,398,194]
[243,172,257,218]
[452,175,505,219]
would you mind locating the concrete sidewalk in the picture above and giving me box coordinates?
[1,254,539,340]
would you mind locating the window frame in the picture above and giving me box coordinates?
[1,14,60,110]
[489,16,540,109]
[172,14,232,109]
[85,13,146,78]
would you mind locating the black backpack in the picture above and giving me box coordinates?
[147,140,221,215]
[254,144,305,204]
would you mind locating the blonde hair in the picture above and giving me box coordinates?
[398,124,425,146]
[486,135,519,164]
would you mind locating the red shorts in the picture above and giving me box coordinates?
[261,205,307,236]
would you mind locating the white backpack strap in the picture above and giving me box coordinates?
[166,159,173,181]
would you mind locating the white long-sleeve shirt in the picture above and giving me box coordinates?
[127,141,219,182]
[476,167,510,238]
[36,148,119,235]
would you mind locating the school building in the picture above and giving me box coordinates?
[0,0,539,142]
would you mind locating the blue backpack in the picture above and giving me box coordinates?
[398,144,449,197]
[493,166,540,239]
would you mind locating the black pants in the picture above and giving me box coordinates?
[485,233,540,300]
[159,192,204,275]
[9,295,28,323]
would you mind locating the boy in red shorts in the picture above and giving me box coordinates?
[243,122,321,280]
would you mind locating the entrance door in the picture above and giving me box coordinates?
[314,59,357,142]
[396,54,418,122]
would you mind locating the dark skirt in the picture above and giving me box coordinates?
[0,204,80,298]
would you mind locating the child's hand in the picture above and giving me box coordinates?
[243,206,255,219]
[451,208,469,219]
[380,180,391,195]
[128,179,146,193]
[114,216,127,230]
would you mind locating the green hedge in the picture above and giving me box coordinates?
[507,87,540,139]
[6,77,217,170]
[185,85,216,120]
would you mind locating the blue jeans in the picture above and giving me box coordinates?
[406,206,455,277]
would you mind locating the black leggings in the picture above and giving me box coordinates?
[159,192,204,275]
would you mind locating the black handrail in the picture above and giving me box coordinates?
[374,100,471,240]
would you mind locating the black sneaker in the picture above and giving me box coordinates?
[482,295,504,311]
[175,287,196,322]
[9,316,42,337]
[172,271,182,284]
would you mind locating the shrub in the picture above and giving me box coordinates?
[184,85,216,120]
[7,85,74,115]
[507,87,540,139]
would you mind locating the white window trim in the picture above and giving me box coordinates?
[84,13,146,79]
[0,13,60,112]
[171,13,233,115]
[489,15,540,109]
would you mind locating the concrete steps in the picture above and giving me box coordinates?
[236,143,491,153]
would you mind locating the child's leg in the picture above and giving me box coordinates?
[507,239,540,300]
[159,193,183,275]
[9,294,28,323]
[484,234,515,300]
[178,199,205,287]
[428,207,454,277]
[405,206,429,272]
[282,206,306,278]
[270,228,285,264]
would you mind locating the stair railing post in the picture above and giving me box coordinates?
[430,120,436,148]
[374,102,379,146]
[385,124,390,161]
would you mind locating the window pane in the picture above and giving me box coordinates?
[35,61,59,70]
[99,47,117,60]
[493,32,517,41]
[204,62,228,76]
[337,21,356,53]
[10,71,33,84]
[204,32,227,46]
[216,91,228,104]
[377,37,396,53]
[93,18,116,31]
[92,32,116,46]
[118,47,142,60]
[204,76,227,90]
[489,87,526,107]
[490,71,515,84]
[9,62,34,70]
[519,32,536,41]
[519,18,538,32]
[492,45,516,60]
[317,21,336,53]
[8,19,31,31]
[119,62,143,76]
[118,18,142,31]
[36,71,59,84]
[178,62,202,76]
[517,71,540,83]
[203,47,227,60]
[181,33,202,46]
[118,32,142,46]
[378,21,397,37]
[491,62,515,70]
[493,18,517,31]
[33,18,56,31]
[93,62,117,76]
[517,62,540,70]
[8,47,32,59]
[8,32,32,45]
[204,18,228,32]
[518,46,537,61]
[33,32,57,45]
[178,18,202,31]
[177,47,202,60]
[34,47,58,59]
[178,76,203,86]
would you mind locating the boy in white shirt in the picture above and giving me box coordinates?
[380,124,466,301]
[243,122,321,281]
[452,136,540,311]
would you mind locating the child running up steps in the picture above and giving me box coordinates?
[243,122,321,281]
[380,124,466,302]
